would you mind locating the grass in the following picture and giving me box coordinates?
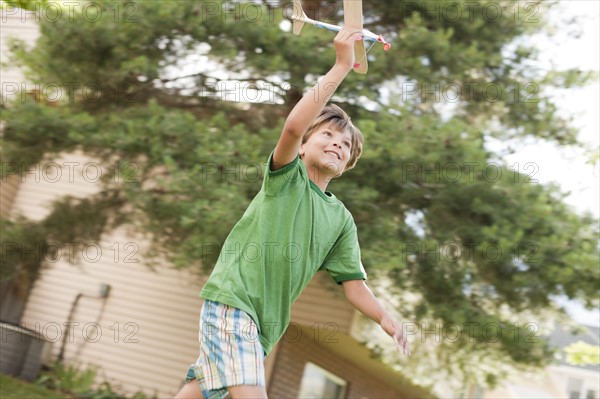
[0,373,69,399]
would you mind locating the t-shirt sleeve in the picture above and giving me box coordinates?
[262,150,305,196]
[320,216,367,285]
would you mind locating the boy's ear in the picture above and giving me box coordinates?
[299,143,305,158]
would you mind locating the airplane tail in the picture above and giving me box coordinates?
[292,0,307,35]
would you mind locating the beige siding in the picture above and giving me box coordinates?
[0,174,20,218]
[21,233,207,397]
[10,152,102,221]
[20,231,207,397]
[11,154,204,397]
[0,10,40,217]
[0,9,40,103]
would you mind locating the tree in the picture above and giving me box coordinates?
[2,0,598,392]
[564,341,600,366]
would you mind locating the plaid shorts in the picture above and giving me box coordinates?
[185,300,266,398]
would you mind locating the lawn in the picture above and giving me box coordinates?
[0,373,68,399]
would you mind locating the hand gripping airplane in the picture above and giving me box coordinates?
[290,0,391,74]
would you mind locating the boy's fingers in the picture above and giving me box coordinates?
[393,331,408,356]
[348,30,363,42]
[386,322,409,357]
[338,27,362,42]
[397,332,409,357]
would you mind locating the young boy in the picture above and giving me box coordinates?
[175,27,409,399]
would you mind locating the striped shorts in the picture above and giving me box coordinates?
[185,300,266,398]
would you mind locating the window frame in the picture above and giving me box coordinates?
[297,362,348,399]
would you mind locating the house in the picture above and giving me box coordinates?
[467,324,599,399]
[0,8,434,398]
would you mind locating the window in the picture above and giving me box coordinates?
[297,362,347,399]
[472,385,485,399]
[567,378,583,399]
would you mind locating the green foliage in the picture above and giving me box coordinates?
[0,0,48,11]
[564,341,600,366]
[36,362,153,399]
[36,362,96,395]
[3,0,599,391]
[0,218,48,298]
[0,373,68,399]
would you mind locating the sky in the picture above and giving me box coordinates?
[504,1,599,220]
[516,1,599,327]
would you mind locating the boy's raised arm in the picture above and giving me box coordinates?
[271,27,361,171]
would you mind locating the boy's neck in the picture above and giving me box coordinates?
[302,159,332,193]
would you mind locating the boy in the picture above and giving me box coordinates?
[175,27,409,399]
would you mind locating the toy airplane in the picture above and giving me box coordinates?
[290,0,391,74]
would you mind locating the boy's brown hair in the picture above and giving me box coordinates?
[301,104,364,172]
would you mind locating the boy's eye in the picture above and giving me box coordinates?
[344,141,351,148]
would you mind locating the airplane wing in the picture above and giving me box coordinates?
[291,0,307,35]
[343,0,368,74]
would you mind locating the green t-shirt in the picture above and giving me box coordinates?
[200,152,367,355]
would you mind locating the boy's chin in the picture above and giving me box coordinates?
[304,159,345,178]
[321,162,344,177]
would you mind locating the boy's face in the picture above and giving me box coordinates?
[300,123,353,178]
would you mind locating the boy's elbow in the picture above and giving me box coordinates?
[282,124,303,139]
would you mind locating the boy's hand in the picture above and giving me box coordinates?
[380,315,410,357]
[334,26,361,71]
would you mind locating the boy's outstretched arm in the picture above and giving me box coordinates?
[342,280,411,356]
[271,26,361,171]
